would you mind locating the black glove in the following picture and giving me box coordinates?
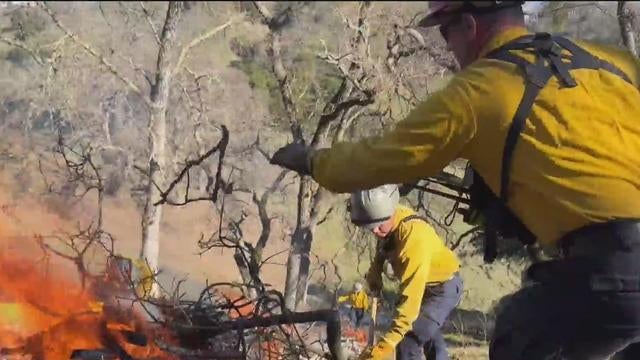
[270,142,313,176]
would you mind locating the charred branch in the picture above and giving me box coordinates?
[175,309,346,360]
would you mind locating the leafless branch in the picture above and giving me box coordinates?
[450,226,482,251]
[139,1,162,45]
[253,1,302,142]
[0,36,48,66]
[618,1,638,57]
[34,135,116,289]
[335,107,366,142]
[154,125,229,206]
[174,15,242,73]
[253,170,287,255]
[39,2,148,104]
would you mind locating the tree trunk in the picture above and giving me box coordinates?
[283,179,313,310]
[257,0,371,311]
[618,1,638,57]
[295,223,315,308]
[140,108,166,297]
[139,2,181,298]
[234,249,258,299]
[102,113,112,145]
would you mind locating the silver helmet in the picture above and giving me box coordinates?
[350,184,400,230]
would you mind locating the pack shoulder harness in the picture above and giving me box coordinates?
[377,214,431,256]
[376,214,458,286]
[455,32,635,263]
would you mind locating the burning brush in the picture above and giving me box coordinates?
[0,254,177,360]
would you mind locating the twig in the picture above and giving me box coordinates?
[174,16,241,73]
[139,1,162,45]
[0,36,48,66]
[39,2,148,105]
[154,125,229,206]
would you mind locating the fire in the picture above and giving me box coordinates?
[342,326,368,346]
[221,292,294,360]
[0,254,177,359]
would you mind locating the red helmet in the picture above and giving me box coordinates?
[418,1,525,28]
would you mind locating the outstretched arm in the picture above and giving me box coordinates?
[310,78,477,193]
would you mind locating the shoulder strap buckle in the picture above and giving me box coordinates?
[530,33,578,88]
[532,33,563,57]
[524,62,550,88]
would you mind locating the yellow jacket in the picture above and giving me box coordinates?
[338,289,369,311]
[311,27,640,246]
[370,205,460,347]
[132,258,154,299]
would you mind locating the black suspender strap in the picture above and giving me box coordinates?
[484,32,634,203]
[552,36,633,83]
[398,214,429,225]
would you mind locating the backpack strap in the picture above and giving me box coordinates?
[485,32,634,203]
[381,214,431,253]
[398,214,429,226]
[552,36,632,83]
[468,32,634,263]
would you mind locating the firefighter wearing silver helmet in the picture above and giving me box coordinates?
[350,185,462,360]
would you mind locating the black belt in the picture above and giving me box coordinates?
[559,219,640,258]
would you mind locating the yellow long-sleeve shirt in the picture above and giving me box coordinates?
[311,27,640,246]
[338,289,369,311]
[370,205,460,347]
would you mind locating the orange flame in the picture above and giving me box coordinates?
[0,254,177,359]
[342,326,368,345]
[221,292,296,360]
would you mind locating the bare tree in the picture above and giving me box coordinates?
[618,1,638,56]
[24,2,239,297]
[252,1,451,310]
[198,163,288,300]
[36,135,115,287]
[253,1,368,310]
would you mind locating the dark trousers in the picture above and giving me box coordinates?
[396,273,463,360]
[350,307,366,328]
[490,220,640,360]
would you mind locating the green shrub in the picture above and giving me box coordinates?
[230,59,278,91]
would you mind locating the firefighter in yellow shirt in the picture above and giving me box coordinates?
[103,256,154,299]
[338,282,369,328]
[351,185,462,360]
[271,1,640,359]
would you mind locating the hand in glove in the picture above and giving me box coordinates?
[358,341,395,360]
[270,142,314,176]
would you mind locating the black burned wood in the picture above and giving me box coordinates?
[176,309,346,360]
